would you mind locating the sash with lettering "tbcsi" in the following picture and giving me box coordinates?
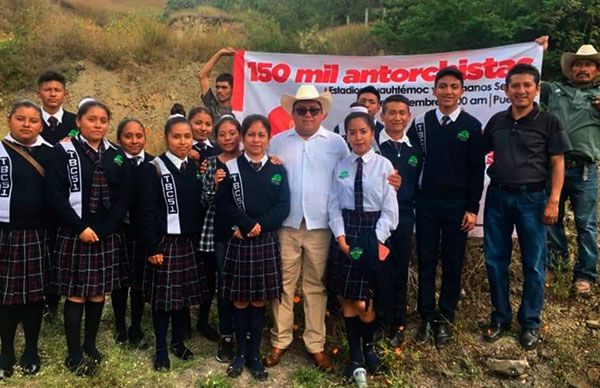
[225,158,246,212]
[60,141,83,217]
[151,157,182,234]
[0,141,12,222]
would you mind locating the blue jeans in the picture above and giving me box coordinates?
[547,164,598,282]
[484,186,547,329]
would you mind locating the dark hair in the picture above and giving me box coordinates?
[116,117,145,140]
[187,106,213,122]
[215,115,241,135]
[77,100,112,121]
[357,85,381,102]
[37,70,67,87]
[241,114,271,137]
[164,115,191,135]
[216,73,233,87]
[435,67,464,87]
[505,63,541,85]
[344,112,375,132]
[382,94,411,113]
[170,103,186,117]
[8,99,42,120]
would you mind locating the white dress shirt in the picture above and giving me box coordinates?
[42,107,64,126]
[269,126,350,230]
[378,128,413,147]
[76,134,116,151]
[328,149,399,243]
[243,152,268,171]
[124,150,145,165]
[166,151,188,170]
[435,107,461,125]
[5,134,51,148]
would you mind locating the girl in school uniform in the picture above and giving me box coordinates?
[110,118,154,349]
[189,106,221,160]
[200,115,242,362]
[139,115,209,371]
[327,111,398,381]
[0,100,53,380]
[46,100,132,375]
[216,114,290,381]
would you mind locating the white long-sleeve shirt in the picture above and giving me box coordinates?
[328,149,399,242]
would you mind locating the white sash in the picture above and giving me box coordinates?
[0,142,12,223]
[414,113,427,187]
[225,158,245,212]
[151,158,181,234]
[60,141,83,217]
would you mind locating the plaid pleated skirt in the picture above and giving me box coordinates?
[219,231,282,302]
[0,228,51,305]
[120,225,145,287]
[55,228,122,297]
[143,234,209,312]
[327,210,380,301]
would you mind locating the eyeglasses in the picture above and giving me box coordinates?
[293,107,322,117]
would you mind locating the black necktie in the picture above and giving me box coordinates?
[48,116,58,130]
[250,161,262,171]
[130,156,142,166]
[441,115,451,126]
[180,160,188,173]
[354,157,364,212]
[389,140,401,156]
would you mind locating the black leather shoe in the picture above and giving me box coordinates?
[0,366,14,380]
[196,323,220,342]
[415,321,433,344]
[65,357,96,376]
[128,327,149,350]
[434,322,452,347]
[216,335,234,363]
[170,344,194,360]
[21,363,41,376]
[519,328,540,350]
[483,322,509,343]
[388,326,406,348]
[82,345,104,364]
[226,355,245,378]
[114,329,127,345]
[153,353,170,371]
[246,356,268,381]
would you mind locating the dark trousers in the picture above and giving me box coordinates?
[375,209,414,328]
[415,198,468,323]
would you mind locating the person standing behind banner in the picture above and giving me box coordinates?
[481,63,571,349]
[46,100,132,376]
[407,67,485,348]
[0,100,54,381]
[216,114,290,381]
[198,48,235,120]
[111,118,154,350]
[374,95,422,347]
[327,111,398,382]
[139,115,209,372]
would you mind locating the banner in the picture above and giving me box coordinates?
[232,42,544,236]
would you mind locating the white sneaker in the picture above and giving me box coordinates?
[353,367,368,387]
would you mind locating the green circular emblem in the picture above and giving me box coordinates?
[113,154,124,166]
[457,130,470,141]
[350,247,363,260]
[68,129,79,138]
[271,173,282,185]
[408,155,418,167]
[339,170,350,179]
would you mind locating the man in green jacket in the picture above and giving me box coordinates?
[537,37,600,295]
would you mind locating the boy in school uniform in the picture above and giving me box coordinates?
[37,70,77,145]
[333,86,385,138]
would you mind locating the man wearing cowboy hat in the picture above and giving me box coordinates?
[536,37,600,295]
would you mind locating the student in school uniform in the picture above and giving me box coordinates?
[333,86,385,138]
[37,70,77,145]
[216,114,290,381]
[200,115,243,362]
[0,100,54,380]
[110,118,154,349]
[46,100,132,375]
[189,106,222,160]
[327,111,398,382]
[139,115,209,371]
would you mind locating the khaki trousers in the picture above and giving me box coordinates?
[271,224,330,353]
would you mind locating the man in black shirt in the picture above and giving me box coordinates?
[481,64,571,350]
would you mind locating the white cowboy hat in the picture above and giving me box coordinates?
[561,44,600,79]
[281,84,333,115]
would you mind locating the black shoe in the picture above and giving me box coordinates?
[128,327,149,350]
[196,323,220,342]
[483,322,509,343]
[21,363,41,376]
[153,352,170,371]
[0,366,14,380]
[434,322,452,347]
[65,356,96,376]
[170,344,194,360]
[44,304,60,323]
[415,321,433,344]
[388,326,406,348]
[82,345,104,364]
[226,355,245,378]
[344,360,365,378]
[114,329,128,345]
[519,328,540,350]
[216,335,234,363]
[246,356,268,381]
[363,343,383,375]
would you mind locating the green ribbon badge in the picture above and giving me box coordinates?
[408,155,418,167]
[457,130,470,141]
[271,173,282,185]
[339,170,350,179]
[350,247,363,260]
[196,171,202,180]
[113,154,124,166]
[68,129,79,138]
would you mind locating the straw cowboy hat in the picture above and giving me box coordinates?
[281,84,333,115]
[561,44,600,79]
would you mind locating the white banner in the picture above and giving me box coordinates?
[231,42,544,236]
